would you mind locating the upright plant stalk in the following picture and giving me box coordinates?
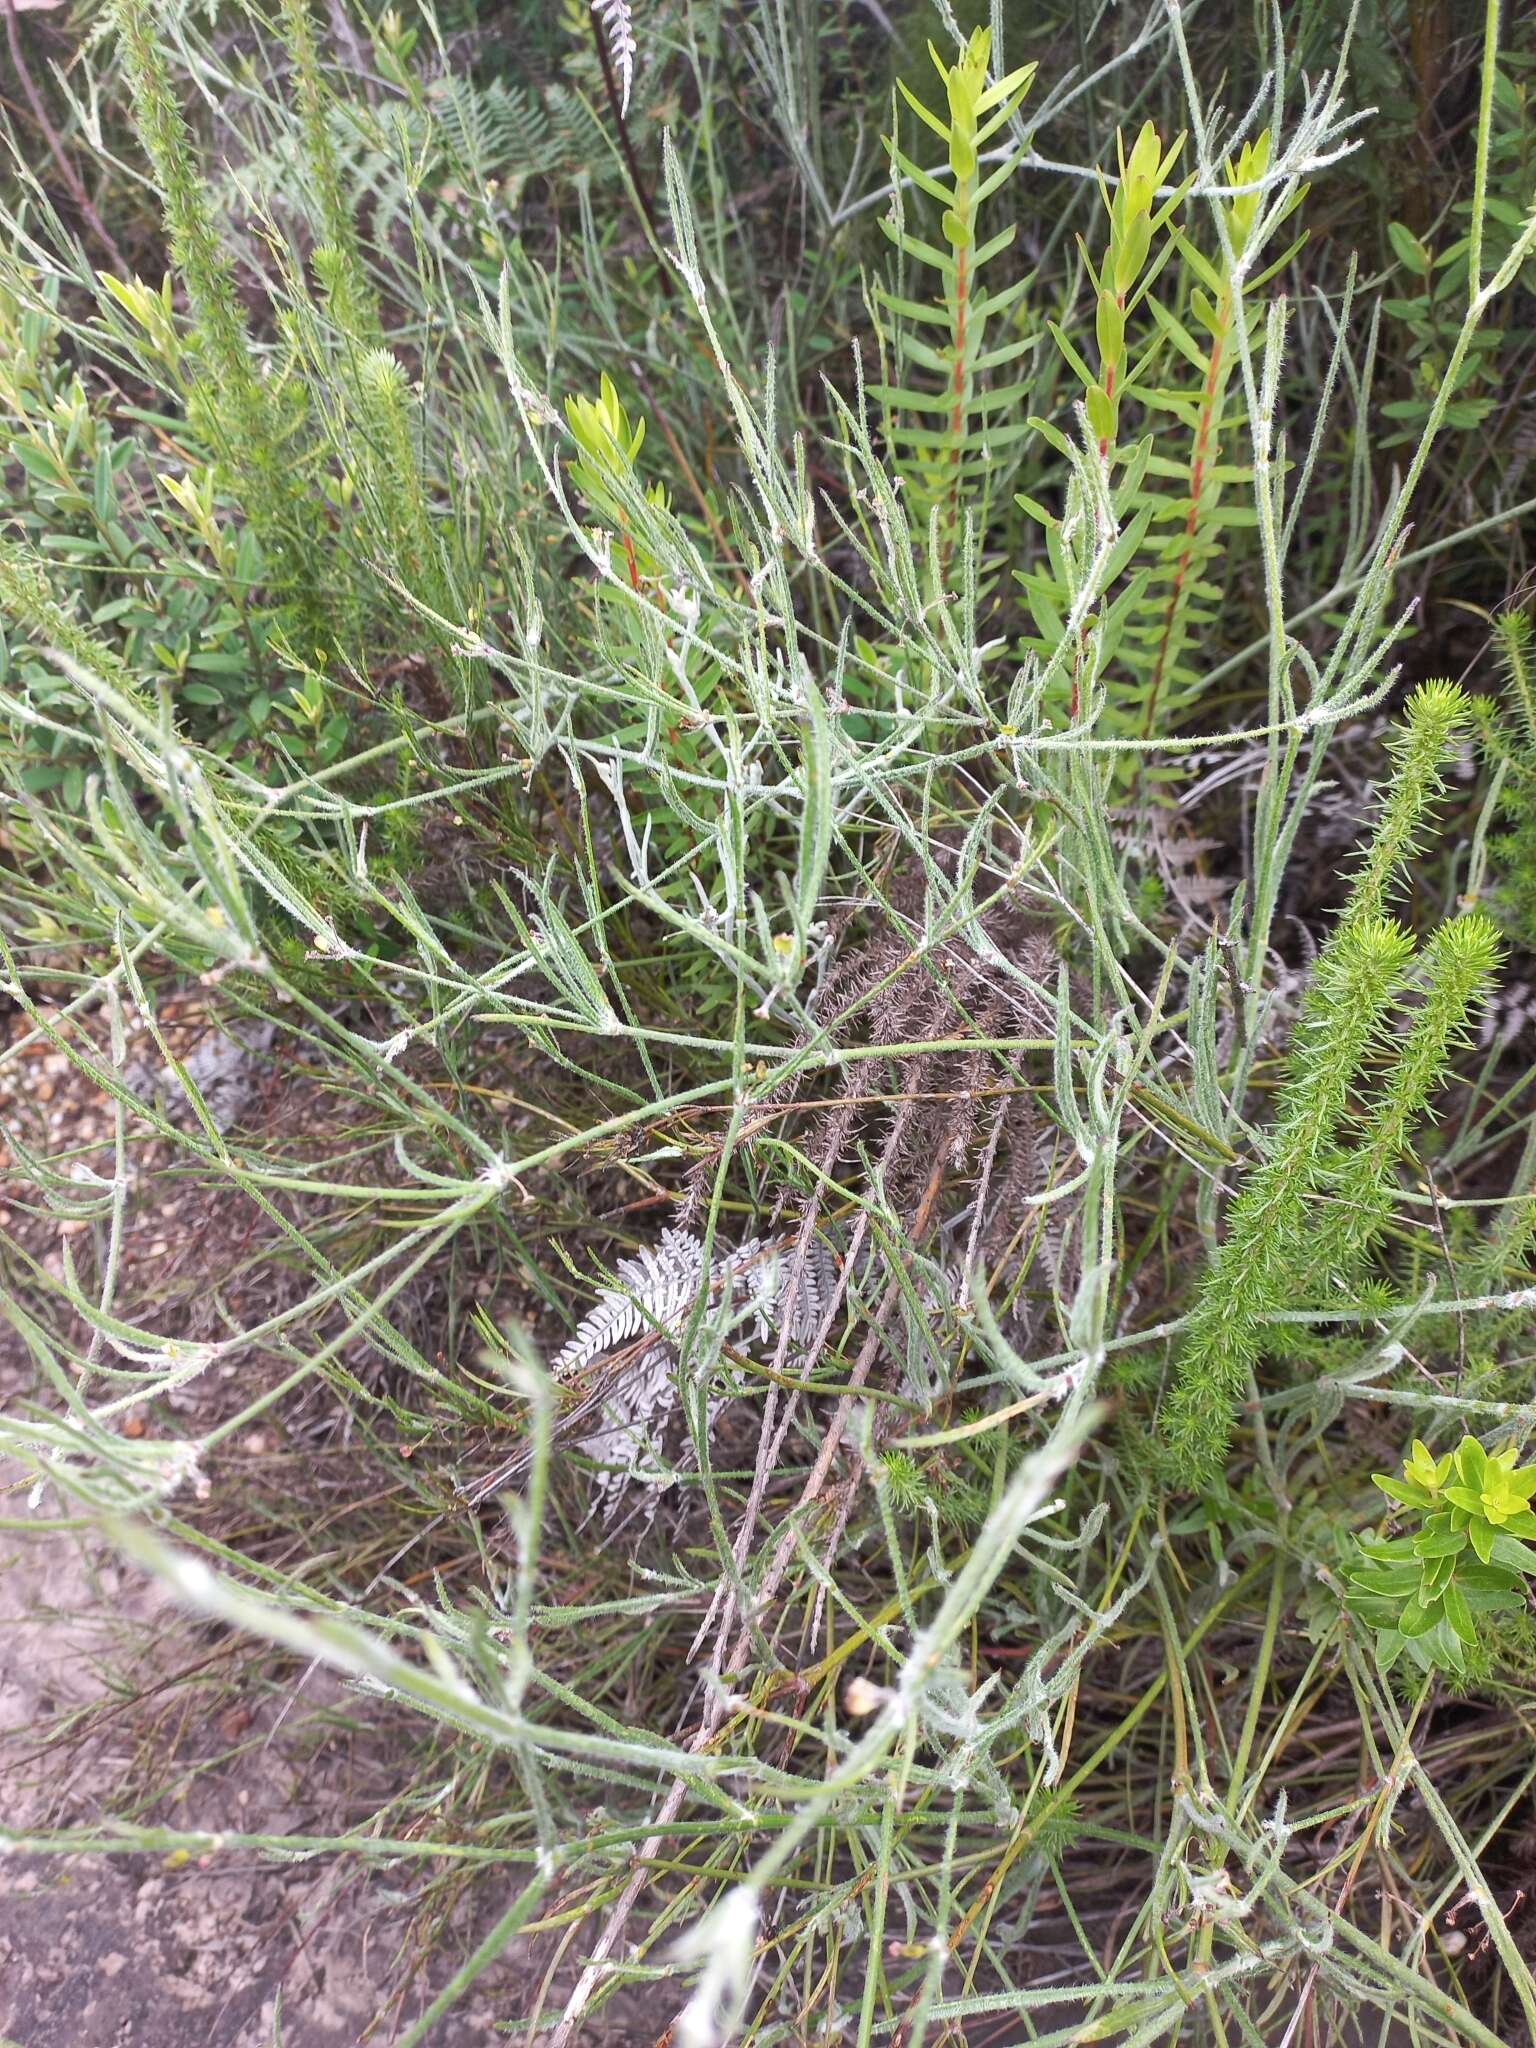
[1343,679,1468,929]
[1128,133,1306,761]
[275,0,380,341]
[875,30,1035,577]
[587,0,673,301]
[1298,914,1502,1294]
[1067,120,1187,462]
[1160,914,1414,1481]
[113,0,326,646]
[1159,683,1479,1482]
[1016,120,1183,720]
[349,348,467,684]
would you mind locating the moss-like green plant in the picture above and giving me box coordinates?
[1486,607,1536,948]
[0,536,149,708]
[350,349,457,622]
[1159,912,1415,1480]
[1297,914,1502,1295]
[275,0,378,337]
[113,0,328,651]
[1345,1436,1536,1674]
[1160,683,1500,1483]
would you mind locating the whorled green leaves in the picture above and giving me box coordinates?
[1346,1436,1536,1674]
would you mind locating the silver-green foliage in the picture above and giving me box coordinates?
[3,6,1536,2047]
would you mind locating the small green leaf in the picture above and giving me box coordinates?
[1398,1597,1439,1638]
[1387,220,1431,275]
[1442,1580,1476,1646]
[1084,384,1116,442]
[1374,1474,1432,1510]
[1375,1628,1408,1673]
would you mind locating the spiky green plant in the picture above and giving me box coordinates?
[1486,605,1536,947]
[1160,683,1500,1483]
[112,0,329,653]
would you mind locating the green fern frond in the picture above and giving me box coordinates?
[873,29,1036,574]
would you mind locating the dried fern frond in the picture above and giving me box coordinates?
[553,1227,839,1520]
[776,874,1057,1265]
[553,1225,710,1378]
[592,0,636,116]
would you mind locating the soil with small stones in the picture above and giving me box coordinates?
[0,998,654,2046]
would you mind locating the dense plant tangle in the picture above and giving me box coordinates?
[2,2,1536,2044]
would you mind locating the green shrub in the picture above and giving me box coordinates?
[3,3,1536,2043]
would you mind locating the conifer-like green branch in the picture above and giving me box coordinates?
[276,0,381,342]
[1300,914,1502,1294]
[0,538,149,707]
[1160,683,1482,1483]
[1160,914,1414,1480]
[1120,133,1305,771]
[1344,679,1468,930]
[113,0,327,647]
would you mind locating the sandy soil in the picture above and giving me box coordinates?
[0,1000,682,2045]
[0,1513,444,2045]
[0,1005,504,2046]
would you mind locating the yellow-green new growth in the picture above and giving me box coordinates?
[1348,1436,1536,1674]
[893,29,1034,208]
[1403,1435,1536,1529]
[565,371,647,478]
[563,374,667,589]
[1071,121,1187,452]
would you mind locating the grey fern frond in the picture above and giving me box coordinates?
[555,1227,839,1380]
[553,1227,839,1523]
[592,0,636,116]
[561,1225,961,1399]
[553,1225,708,1377]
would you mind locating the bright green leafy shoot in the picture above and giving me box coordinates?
[875,29,1036,569]
[1068,119,1188,455]
[564,372,667,588]
[1345,1437,1536,1675]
